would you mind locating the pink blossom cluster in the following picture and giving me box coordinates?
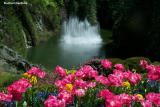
[102,59,112,70]
[27,67,46,78]
[109,69,141,86]
[139,60,160,81]
[145,92,160,106]
[0,92,12,103]
[45,65,97,107]
[97,89,155,107]
[97,89,131,107]
[101,59,141,86]
[7,79,32,101]
[0,78,32,103]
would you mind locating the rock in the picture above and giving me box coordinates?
[0,44,31,74]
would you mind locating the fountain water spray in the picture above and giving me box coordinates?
[61,17,102,44]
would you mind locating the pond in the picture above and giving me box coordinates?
[26,17,111,70]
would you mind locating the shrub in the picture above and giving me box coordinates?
[124,57,151,73]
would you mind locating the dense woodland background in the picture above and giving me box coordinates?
[0,0,160,73]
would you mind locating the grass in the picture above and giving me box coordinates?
[0,72,23,88]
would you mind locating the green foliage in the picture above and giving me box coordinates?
[100,29,112,43]
[108,58,128,69]
[0,7,26,55]
[87,0,97,25]
[33,84,58,93]
[0,72,22,88]
[108,57,152,73]
[124,57,151,73]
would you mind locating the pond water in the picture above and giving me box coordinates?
[26,17,109,70]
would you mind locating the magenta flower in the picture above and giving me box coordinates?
[123,70,132,79]
[44,95,65,107]
[139,60,148,70]
[101,59,112,70]
[128,73,141,85]
[75,79,87,89]
[146,92,160,106]
[7,79,32,101]
[27,67,46,78]
[118,93,132,105]
[86,81,96,88]
[56,66,66,77]
[58,90,73,104]
[113,69,124,79]
[74,70,86,78]
[108,74,123,86]
[0,92,12,103]
[114,64,125,71]
[65,74,75,83]
[88,70,98,78]
[97,89,114,99]
[105,94,131,107]
[95,75,110,86]
[75,89,85,98]
[27,67,40,75]
[140,100,153,107]
[147,65,160,81]
[37,71,46,79]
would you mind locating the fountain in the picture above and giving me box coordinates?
[60,17,102,44]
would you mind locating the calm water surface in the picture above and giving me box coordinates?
[26,35,107,70]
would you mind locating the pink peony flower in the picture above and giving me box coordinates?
[7,79,32,101]
[55,80,63,87]
[139,60,148,70]
[101,59,112,70]
[140,100,153,107]
[86,81,96,88]
[58,90,73,104]
[74,70,85,78]
[114,64,125,71]
[105,96,122,107]
[113,69,124,79]
[75,79,87,89]
[0,92,12,103]
[146,65,156,72]
[56,66,66,77]
[105,94,131,107]
[37,71,46,78]
[118,93,132,105]
[147,65,160,81]
[123,70,132,79]
[146,92,160,106]
[128,73,141,85]
[131,94,143,102]
[44,95,65,107]
[65,74,75,83]
[75,89,85,98]
[108,74,123,86]
[27,67,46,78]
[95,75,110,86]
[97,89,114,99]
[55,78,71,89]
[88,70,98,78]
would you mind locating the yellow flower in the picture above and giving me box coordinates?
[122,81,131,89]
[24,73,28,78]
[66,69,76,75]
[24,73,32,79]
[65,84,73,93]
[137,94,143,99]
[29,76,37,85]
[132,69,136,73]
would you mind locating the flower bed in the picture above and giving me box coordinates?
[1,59,160,107]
